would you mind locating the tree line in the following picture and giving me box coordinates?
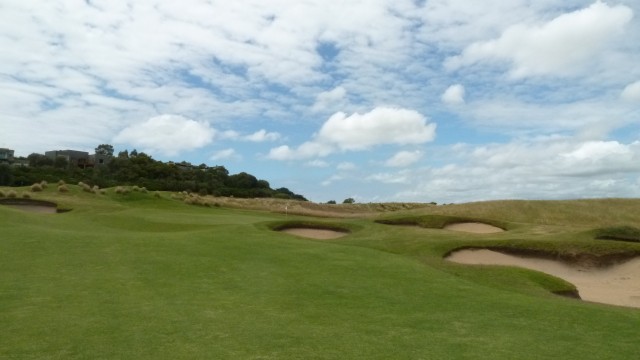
[0,145,307,201]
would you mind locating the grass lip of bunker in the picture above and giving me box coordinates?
[594,226,640,243]
[0,198,61,213]
[375,214,507,233]
[269,220,353,240]
[445,246,640,308]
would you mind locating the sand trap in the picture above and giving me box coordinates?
[444,223,504,234]
[0,199,58,214]
[4,204,57,213]
[281,228,348,240]
[447,249,640,308]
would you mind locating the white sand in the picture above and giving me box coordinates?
[3,204,57,213]
[447,249,640,308]
[444,223,504,234]
[281,228,348,240]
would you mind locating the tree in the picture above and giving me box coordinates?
[95,144,114,157]
[117,150,129,159]
[327,200,336,204]
[342,197,355,204]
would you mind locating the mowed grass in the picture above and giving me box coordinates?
[1,187,639,359]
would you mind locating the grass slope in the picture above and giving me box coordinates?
[1,187,639,359]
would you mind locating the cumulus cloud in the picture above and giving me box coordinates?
[621,81,640,102]
[385,150,423,167]
[441,84,465,105]
[267,107,436,160]
[114,114,215,156]
[243,129,281,142]
[446,2,634,78]
[312,86,347,112]
[318,107,436,150]
[210,148,241,161]
[391,138,640,203]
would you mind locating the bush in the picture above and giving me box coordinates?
[58,184,69,193]
[154,192,162,198]
[40,180,48,189]
[132,185,140,192]
[58,180,66,186]
[30,183,43,192]
[92,185,100,194]
[81,183,93,193]
[140,187,148,193]
[7,190,17,198]
[0,189,5,198]
[22,192,31,199]
[115,186,130,195]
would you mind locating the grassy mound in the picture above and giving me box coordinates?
[595,226,640,243]
[1,190,640,359]
[375,214,507,231]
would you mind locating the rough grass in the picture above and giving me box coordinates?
[595,226,640,243]
[1,190,639,359]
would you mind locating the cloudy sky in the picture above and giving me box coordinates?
[2,0,640,203]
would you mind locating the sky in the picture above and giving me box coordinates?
[1,0,640,203]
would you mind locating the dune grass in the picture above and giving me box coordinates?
[1,187,639,359]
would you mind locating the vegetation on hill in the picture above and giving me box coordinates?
[0,147,306,200]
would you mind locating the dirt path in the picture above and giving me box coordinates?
[444,223,504,233]
[447,249,640,308]
[281,228,348,239]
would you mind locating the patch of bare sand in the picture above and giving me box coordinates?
[3,204,57,213]
[447,249,640,308]
[444,223,504,234]
[281,228,348,240]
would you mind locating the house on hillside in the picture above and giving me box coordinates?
[0,148,15,164]
[45,150,90,168]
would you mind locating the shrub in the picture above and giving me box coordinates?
[7,190,17,198]
[58,180,66,186]
[40,180,48,189]
[132,185,140,192]
[31,183,43,192]
[154,192,162,198]
[115,186,130,195]
[78,181,85,187]
[92,185,100,194]
[99,189,106,195]
[0,189,5,198]
[22,192,31,199]
[58,184,69,193]
[140,187,148,193]
[82,183,93,193]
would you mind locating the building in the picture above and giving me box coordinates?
[45,150,90,168]
[0,148,15,164]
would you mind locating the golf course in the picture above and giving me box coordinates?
[1,184,639,359]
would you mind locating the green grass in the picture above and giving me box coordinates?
[1,187,639,359]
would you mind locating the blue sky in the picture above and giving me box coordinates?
[2,0,640,203]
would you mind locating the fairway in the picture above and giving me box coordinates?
[1,187,639,359]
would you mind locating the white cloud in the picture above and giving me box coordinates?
[446,2,634,78]
[441,84,465,105]
[318,107,436,150]
[312,86,347,112]
[243,129,281,142]
[267,107,436,160]
[385,150,423,167]
[621,81,640,102]
[394,138,640,203]
[306,160,330,167]
[210,148,241,161]
[337,162,356,171]
[114,114,215,156]
[367,172,410,184]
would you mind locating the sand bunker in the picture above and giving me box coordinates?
[0,199,58,214]
[447,249,640,308]
[444,223,504,234]
[281,228,348,240]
